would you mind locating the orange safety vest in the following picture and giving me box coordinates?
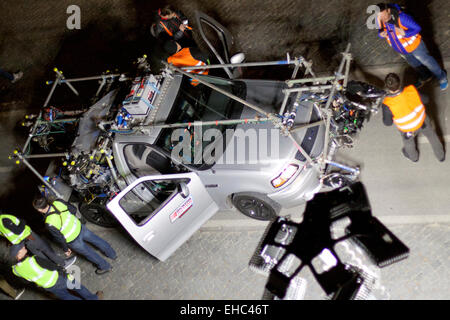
[159,20,174,37]
[167,48,209,86]
[378,17,421,53]
[383,85,426,132]
[158,12,191,37]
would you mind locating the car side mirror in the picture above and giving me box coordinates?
[230,53,245,64]
[178,183,190,198]
[230,53,245,79]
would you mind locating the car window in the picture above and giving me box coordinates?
[118,178,190,225]
[155,75,245,170]
[123,144,180,177]
[295,100,323,162]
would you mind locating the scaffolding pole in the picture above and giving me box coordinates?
[320,43,352,171]
[180,59,298,71]
[14,152,63,199]
[22,153,68,159]
[139,117,271,130]
[45,73,121,85]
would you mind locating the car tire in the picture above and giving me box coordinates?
[79,202,118,228]
[232,193,281,221]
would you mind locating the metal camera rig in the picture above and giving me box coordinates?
[163,43,385,188]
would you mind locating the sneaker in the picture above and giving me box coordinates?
[96,291,104,300]
[63,256,77,269]
[440,78,448,91]
[11,71,23,84]
[95,268,111,275]
[14,288,25,300]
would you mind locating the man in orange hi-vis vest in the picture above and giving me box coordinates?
[376,3,448,91]
[382,73,445,163]
[164,40,210,86]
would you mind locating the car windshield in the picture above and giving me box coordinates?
[156,75,245,169]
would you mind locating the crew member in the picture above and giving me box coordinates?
[11,243,102,300]
[151,5,195,48]
[0,68,22,83]
[376,3,448,90]
[165,40,210,86]
[382,73,445,162]
[0,213,75,269]
[32,197,117,275]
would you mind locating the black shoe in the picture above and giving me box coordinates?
[96,291,104,300]
[95,268,111,275]
[402,148,418,162]
[415,76,433,89]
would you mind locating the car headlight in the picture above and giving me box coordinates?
[271,164,299,188]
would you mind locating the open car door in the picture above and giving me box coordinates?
[195,11,239,79]
[106,172,219,261]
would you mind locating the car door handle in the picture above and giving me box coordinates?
[143,231,155,242]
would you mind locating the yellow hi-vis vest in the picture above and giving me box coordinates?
[12,256,58,288]
[383,85,426,133]
[0,214,31,245]
[45,201,81,243]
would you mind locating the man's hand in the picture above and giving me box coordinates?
[179,24,187,32]
[395,27,405,36]
[65,249,72,257]
[380,30,387,38]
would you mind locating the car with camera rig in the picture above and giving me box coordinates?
[13,12,384,261]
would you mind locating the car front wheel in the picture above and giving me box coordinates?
[232,193,280,221]
[79,202,118,228]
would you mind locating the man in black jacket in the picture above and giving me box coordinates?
[151,5,195,48]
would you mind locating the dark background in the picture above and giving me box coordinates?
[1,0,448,104]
